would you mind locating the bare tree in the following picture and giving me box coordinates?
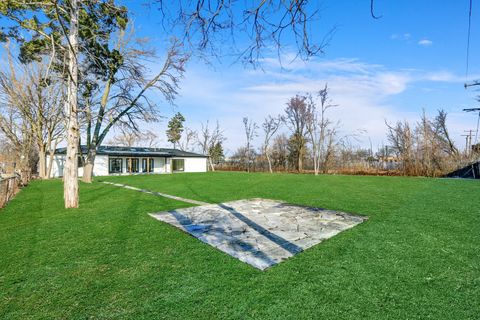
[386,120,415,175]
[434,109,459,157]
[284,95,312,172]
[305,84,338,175]
[243,117,258,172]
[154,1,329,66]
[197,120,225,171]
[107,126,159,148]
[141,131,160,148]
[0,46,65,179]
[262,115,283,173]
[179,127,198,152]
[271,133,290,171]
[415,109,461,176]
[322,127,338,173]
[0,103,36,183]
[386,109,463,177]
[416,110,435,176]
[107,131,138,148]
[80,29,188,183]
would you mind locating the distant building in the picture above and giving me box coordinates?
[377,155,400,170]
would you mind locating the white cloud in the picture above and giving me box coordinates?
[422,71,457,82]
[418,39,433,46]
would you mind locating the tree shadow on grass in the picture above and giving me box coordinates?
[217,203,303,255]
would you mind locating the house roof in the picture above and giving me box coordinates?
[55,145,208,158]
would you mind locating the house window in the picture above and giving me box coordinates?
[126,158,139,173]
[142,158,154,173]
[172,159,184,172]
[109,158,123,174]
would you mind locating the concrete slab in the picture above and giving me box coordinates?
[150,198,367,270]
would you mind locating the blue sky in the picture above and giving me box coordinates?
[3,1,480,154]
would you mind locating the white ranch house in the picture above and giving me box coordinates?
[49,146,208,178]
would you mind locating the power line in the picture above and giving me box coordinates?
[475,112,480,145]
[466,0,473,80]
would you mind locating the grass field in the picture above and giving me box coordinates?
[1,172,479,319]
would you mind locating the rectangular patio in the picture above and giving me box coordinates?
[150,198,367,270]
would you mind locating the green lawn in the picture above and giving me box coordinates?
[1,172,479,319]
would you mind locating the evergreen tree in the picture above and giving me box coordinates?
[209,141,224,165]
[166,112,185,149]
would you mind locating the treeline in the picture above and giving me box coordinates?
[385,110,464,177]
[219,86,472,177]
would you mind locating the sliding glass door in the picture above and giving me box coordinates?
[126,158,139,173]
[142,158,154,173]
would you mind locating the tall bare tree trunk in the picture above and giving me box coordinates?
[38,145,47,179]
[47,138,60,179]
[46,151,54,179]
[63,0,80,208]
[18,153,31,185]
[265,146,273,173]
[298,145,304,172]
[310,140,319,175]
[209,158,215,172]
[82,149,95,183]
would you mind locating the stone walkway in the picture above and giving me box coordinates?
[102,181,209,206]
[150,198,367,270]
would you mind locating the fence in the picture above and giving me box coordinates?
[0,175,20,208]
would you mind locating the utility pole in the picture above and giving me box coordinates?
[463,108,480,146]
[462,130,475,156]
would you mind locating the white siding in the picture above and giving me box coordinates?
[153,157,166,173]
[165,158,171,173]
[47,154,109,178]
[184,157,207,172]
[93,155,109,176]
[48,155,65,178]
